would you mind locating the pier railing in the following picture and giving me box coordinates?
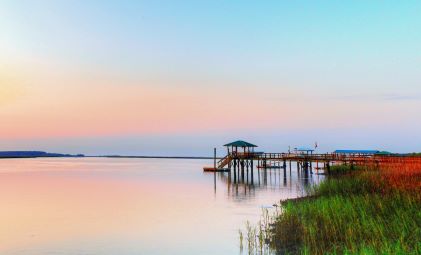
[250,152,377,162]
[207,150,421,172]
[224,151,420,164]
[217,154,232,168]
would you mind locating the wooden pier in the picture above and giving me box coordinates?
[203,140,415,175]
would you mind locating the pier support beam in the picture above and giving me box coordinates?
[233,164,237,182]
[309,161,313,174]
[241,160,245,182]
[250,160,254,183]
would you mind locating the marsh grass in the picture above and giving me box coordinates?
[327,164,367,175]
[241,160,421,255]
[272,191,421,254]
[240,208,281,255]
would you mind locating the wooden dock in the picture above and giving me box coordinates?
[203,140,420,174]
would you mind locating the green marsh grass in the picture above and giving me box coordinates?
[241,164,421,254]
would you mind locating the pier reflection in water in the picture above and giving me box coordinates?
[209,160,324,201]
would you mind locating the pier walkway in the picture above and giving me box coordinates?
[203,140,420,173]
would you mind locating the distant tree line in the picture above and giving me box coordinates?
[0,151,84,158]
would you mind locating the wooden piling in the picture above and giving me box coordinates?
[213,148,216,169]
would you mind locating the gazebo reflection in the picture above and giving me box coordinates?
[207,162,321,201]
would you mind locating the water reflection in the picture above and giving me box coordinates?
[0,158,323,255]
[209,160,323,202]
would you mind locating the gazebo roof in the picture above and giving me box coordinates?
[224,140,257,147]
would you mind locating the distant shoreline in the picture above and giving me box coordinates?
[0,151,218,159]
[0,156,218,160]
[0,156,84,159]
[103,156,219,160]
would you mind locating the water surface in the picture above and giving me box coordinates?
[0,158,322,254]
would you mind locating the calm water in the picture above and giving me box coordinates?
[0,158,323,255]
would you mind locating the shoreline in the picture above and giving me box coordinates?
[103,156,218,159]
[0,156,218,160]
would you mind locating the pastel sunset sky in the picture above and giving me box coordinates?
[1,1,420,155]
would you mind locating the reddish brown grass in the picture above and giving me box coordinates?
[360,156,421,200]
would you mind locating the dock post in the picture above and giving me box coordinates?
[309,161,313,174]
[283,169,287,186]
[263,167,267,185]
[257,161,261,186]
[214,148,216,169]
[233,163,237,183]
[250,160,254,183]
[283,161,286,179]
[257,159,260,175]
[246,160,249,184]
[304,162,309,178]
[241,160,245,182]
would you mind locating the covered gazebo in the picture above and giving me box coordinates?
[224,140,257,157]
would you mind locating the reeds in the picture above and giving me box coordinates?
[239,208,281,255]
[241,156,421,254]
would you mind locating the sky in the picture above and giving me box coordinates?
[0,0,420,155]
